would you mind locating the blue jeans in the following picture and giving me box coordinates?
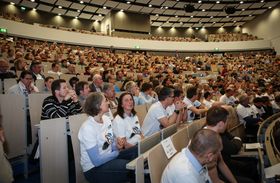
[84,145,137,183]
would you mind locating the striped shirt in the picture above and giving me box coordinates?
[41,96,82,120]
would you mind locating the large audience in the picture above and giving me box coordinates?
[0,33,279,183]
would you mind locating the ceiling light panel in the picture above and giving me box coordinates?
[83,6,98,12]
[20,0,37,8]
[211,4,225,9]
[157,16,170,21]
[37,4,52,12]
[161,0,177,7]
[151,22,162,26]
[65,10,79,17]
[141,7,154,13]
[104,1,119,8]
[70,3,85,10]
[149,0,165,6]
[128,5,142,11]
[79,13,92,19]
[90,0,106,6]
[96,8,110,14]
[136,0,150,4]
[52,8,67,14]
[40,0,56,4]
[174,2,185,8]
[116,3,131,10]
[163,9,176,15]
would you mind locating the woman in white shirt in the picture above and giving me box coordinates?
[78,92,136,183]
[113,92,144,149]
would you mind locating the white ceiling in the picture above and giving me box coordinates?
[3,0,280,28]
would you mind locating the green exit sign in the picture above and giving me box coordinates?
[134,46,140,49]
[0,28,7,33]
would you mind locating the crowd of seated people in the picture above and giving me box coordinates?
[0,35,279,182]
[208,33,260,42]
[0,13,262,43]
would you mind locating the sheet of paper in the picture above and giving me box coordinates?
[245,143,262,150]
[265,163,280,178]
[161,137,177,159]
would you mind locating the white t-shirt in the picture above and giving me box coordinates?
[236,104,254,125]
[78,115,114,172]
[219,94,236,106]
[166,104,175,117]
[142,101,168,137]
[113,114,141,146]
[183,97,195,122]
[250,105,265,118]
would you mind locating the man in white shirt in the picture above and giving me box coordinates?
[161,129,222,183]
[142,87,185,137]
[236,94,261,139]
[183,86,208,123]
[219,87,237,106]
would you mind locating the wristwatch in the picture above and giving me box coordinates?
[174,109,180,114]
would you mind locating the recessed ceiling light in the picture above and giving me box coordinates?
[98,14,102,16]
[242,8,245,11]
[80,1,84,4]
[58,13,61,16]
[120,9,124,12]
[198,0,202,3]
[75,16,78,19]
[58,5,62,9]
[202,9,205,12]
[166,21,169,23]
[249,14,252,16]
[191,15,193,18]
[30,0,35,2]
[33,8,36,11]
[165,6,168,9]
[213,22,216,24]
[156,14,159,16]
[127,1,131,4]
[175,15,178,18]
[261,0,264,2]
[226,15,229,18]
[195,27,199,30]
[234,20,237,23]
[180,22,183,24]
[10,2,15,5]
[149,4,152,7]
[77,10,80,12]
[240,1,243,4]
[216,1,220,3]
[268,6,272,9]
[103,6,107,9]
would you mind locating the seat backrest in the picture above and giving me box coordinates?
[258,112,280,143]
[3,78,17,94]
[138,131,161,155]
[148,143,170,183]
[187,118,206,139]
[161,123,177,140]
[29,93,51,149]
[0,94,26,158]
[171,126,189,152]
[40,117,68,183]
[35,79,45,92]
[229,123,246,140]
[134,104,147,126]
[135,155,144,183]
[265,119,279,166]
[69,114,89,183]
[223,105,239,130]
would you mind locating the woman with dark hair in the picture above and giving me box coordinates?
[78,92,136,183]
[113,92,143,149]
